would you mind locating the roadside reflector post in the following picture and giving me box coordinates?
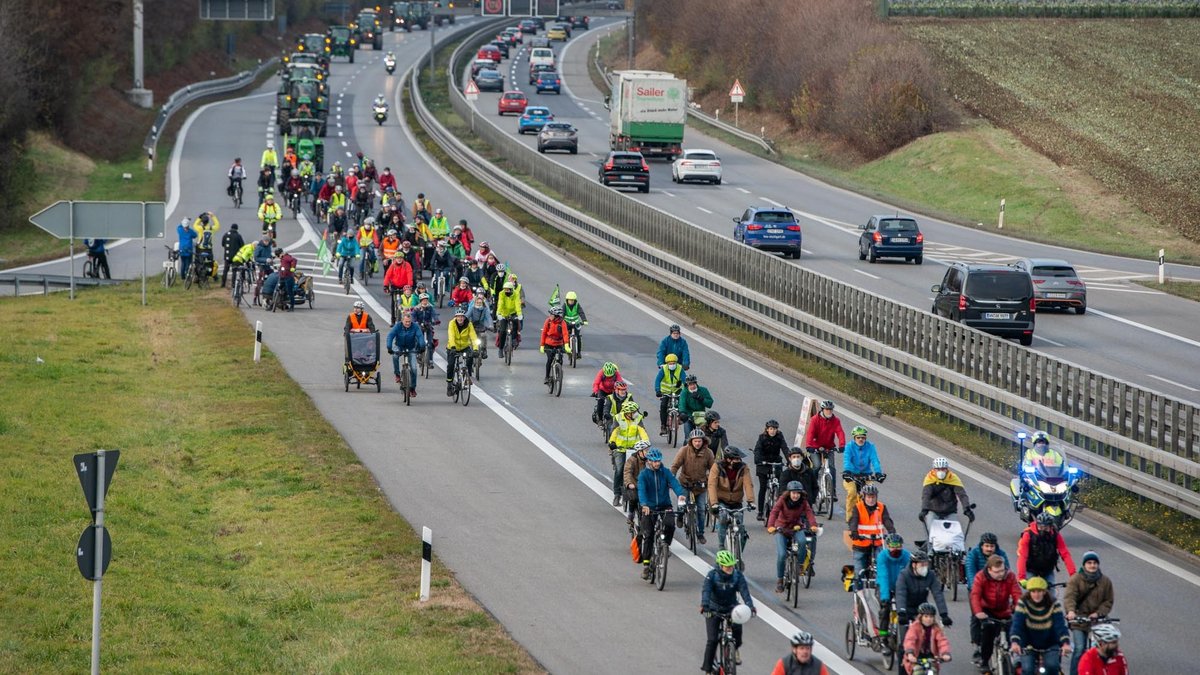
[254,321,263,362]
[998,198,1006,230]
[419,526,432,602]
[1158,248,1166,285]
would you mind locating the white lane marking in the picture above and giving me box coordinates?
[1148,374,1200,393]
[341,141,349,147]
[853,270,880,280]
[737,187,751,194]
[338,131,345,137]
[761,197,784,207]
[802,248,815,256]
[660,190,676,197]
[1088,286,1162,295]
[1035,335,1066,347]
[396,78,1200,591]
[697,206,713,214]
[1089,308,1200,349]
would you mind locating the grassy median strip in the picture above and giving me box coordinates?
[0,284,541,673]
[412,50,1200,556]
[1134,279,1200,303]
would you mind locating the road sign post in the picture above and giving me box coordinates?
[729,79,746,128]
[1159,248,1166,284]
[74,449,120,675]
[464,79,480,133]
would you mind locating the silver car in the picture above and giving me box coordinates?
[671,149,722,184]
[1012,258,1087,314]
[537,122,578,154]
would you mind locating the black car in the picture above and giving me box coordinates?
[528,63,555,85]
[489,40,510,59]
[599,151,650,193]
[570,15,590,29]
[931,262,1036,346]
[538,122,578,154]
[518,18,538,33]
[473,68,505,92]
[858,214,924,264]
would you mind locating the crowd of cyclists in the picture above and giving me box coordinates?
[186,137,1131,674]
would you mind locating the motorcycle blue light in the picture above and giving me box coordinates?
[1016,431,1027,440]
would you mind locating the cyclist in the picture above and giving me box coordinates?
[378,166,397,193]
[276,247,297,310]
[344,300,376,334]
[444,307,477,397]
[473,240,494,266]
[297,156,315,187]
[344,167,359,203]
[310,171,326,214]
[383,250,415,295]
[653,353,685,436]
[657,323,691,369]
[219,224,245,288]
[707,446,755,554]
[902,603,952,674]
[254,165,273,206]
[456,220,475,254]
[412,293,439,350]
[380,228,402,271]
[176,218,197,278]
[895,550,952,641]
[330,186,348,220]
[920,456,974,535]
[609,400,649,507]
[768,480,818,594]
[671,428,715,545]
[970,554,1022,670]
[252,233,274,276]
[357,219,379,275]
[591,361,622,424]
[1064,551,1114,675]
[877,533,910,644]
[848,483,895,588]
[701,410,729,458]
[229,240,256,288]
[412,192,432,223]
[602,379,640,426]
[1009,576,1071,675]
[700,550,755,672]
[258,194,282,237]
[335,231,360,283]
[771,631,828,675]
[622,440,651,528]
[637,448,685,579]
[465,291,493,358]
[1076,624,1126,675]
[428,207,450,239]
[227,157,246,197]
[966,532,1010,592]
[284,171,304,210]
[562,290,587,350]
[1017,512,1076,590]
[448,277,473,307]
[494,280,523,352]
[84,238,111,279]
[780,446,818,506]
[842,425,883,523]
[192,212,221,280]
[679,374,714,437]
[539,304,571,384]
[429,240,455,298]
[754,419,788,516]
[465,258,486,289]
[804,400,846,492]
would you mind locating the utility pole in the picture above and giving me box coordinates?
[128,0,153,108]
[627,0,635,69]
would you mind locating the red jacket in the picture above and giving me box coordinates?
[345,174,358,197]
[1016,522,1076,580]
[1077,648,1127,675]
[767,494,817,532]
[593,371,621,395]
[379,172,397,191]
[383,259,413,291]
[540,317,568,347]
[318,183,335,202]
[450,286,473,306]
[902,621,951,660]
[804,413,845,450]
[970,569,1022,619]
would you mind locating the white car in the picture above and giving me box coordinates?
[529,47,555,69]
[671,149,722,184]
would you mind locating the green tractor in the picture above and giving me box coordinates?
[295,33,331,68]
[286,120,325,173]
[353,10,384,50]
[327,25,356,63]
[277,78,329,137]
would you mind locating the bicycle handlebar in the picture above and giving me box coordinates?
[844,472,888,484]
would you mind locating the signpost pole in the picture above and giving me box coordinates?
[141,205,148,306]
[430,23,436,87]
[69,202,76,300]
[735,102,739,128]
[1159,248,1166,285]
[90,450,107,675]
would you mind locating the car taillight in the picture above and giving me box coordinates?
[746,225,763,231]
[915,233,924,243]
[1032,279,1045,284]
[1066,280,1085,286]
[872,232,882,243]
[1029,298,1037,313]
[680,161,692,166]
[604,161,614,170]
[556,79,561,85]
[641,162,649,172]
[958,295,968,312]
[712,161,721,167]
[786,225,801,232]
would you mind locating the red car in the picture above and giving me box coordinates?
[477,45,502,63]
[498,90,528,116]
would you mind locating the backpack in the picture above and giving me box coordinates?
[1027,531,1058,576]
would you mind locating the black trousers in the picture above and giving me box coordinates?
[91,252,111,279]
[638,510,676,564]
[702,613,743,671]
[756,464,782,511]
[221,258,236,286]
[445,348,475,383]
[543,346,562,381]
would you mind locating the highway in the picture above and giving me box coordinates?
[17,16,1200,675]
[463,19,1200,405]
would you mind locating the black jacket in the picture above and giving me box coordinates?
[753,432,788,474]
[780,465,818,505]
[221,230,245,261]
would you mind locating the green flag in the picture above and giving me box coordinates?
[548,284,560,307]
[317,234,333,275]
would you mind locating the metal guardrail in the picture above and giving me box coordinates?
[143,58,279,161]
[0,274,121,295]
[412,23,1200,518]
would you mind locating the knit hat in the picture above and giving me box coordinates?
[1082,551,1100,565]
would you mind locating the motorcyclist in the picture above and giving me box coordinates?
[373,93,388,109]
[1022,431,1066,473]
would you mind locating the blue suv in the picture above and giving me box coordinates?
[858,214,924,264]
[733,207,802,259]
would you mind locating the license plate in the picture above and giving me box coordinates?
[890,237,909,243]
[984,312,1011,320]
[1047,293,1068,299]
[621,175,635,180]
[767,228,784,234]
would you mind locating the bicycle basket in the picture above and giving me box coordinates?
[346,330,379,368]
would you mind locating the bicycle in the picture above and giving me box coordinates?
[433,268,451,308]
[1069,616,1119,675]
[230,180,243,208]
[359,244,377,284]
[262,217,279,245]
[979,617,1015,675]
[546,347,564,397]
[252,262,272,306]
[162,246,179,288]
[844,537,895,670]
[906,655,946,675]
[645,507,675,591]
[761,462,784,512]
[926,512,972,601]
[500,318,516,366]
[451,348,474,406]
[184,252,213,290]
[230,263,252,308]
[680,482,705,554]
[782,526,820,608]
[844,472,888,521]
[397,350,413,406]
[716,505,749,572]
[810,447,837,520]
[338,256,355,294]
[419,322,436,379]
[82,253,101,279]
[706,610,740,675]
[268,277,288,312]
[664,391,681,447]
[286,190,301,219]
[566,319,582,367]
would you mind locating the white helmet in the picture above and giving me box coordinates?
[730,604,753,625]
[932,457,949,470]
[352,301,365,310]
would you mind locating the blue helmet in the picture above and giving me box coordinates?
[646,448,663,462]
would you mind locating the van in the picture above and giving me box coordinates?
[529,48,555,69]
[931,263,1036,346]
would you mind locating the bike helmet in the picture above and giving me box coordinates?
[614,379,627,390]
[688,428,706,440]
[1091,624,1121,643]
[1035,512,1057,529]
[418,293,430,301]
[784,480,805,493]
[790,631,814,647]
[352,300,365,309]
[1025,576,1049,591]
[917,602,937,616]
[669,324,681,333]
[723,446,744,459]
[766,419,779,428]
[502,281,515,290]
[435,208,443,215]
[363,216,376,225]
[979,532,998,546]
[436,240,446,249]
[850,426,868,438]
[685,375,698,385]
[859,483,879,496]
[704,411,721,423]
[715,550,737,567]
[386,229,397,237]
[909,550,930,563]
[549,305,564,317]
[819,400,835,410]
[264,194,274,201]
[1031,431,1051,446]
[884,533,904,550]
[565,291,577,301]
[664,354,678,364]
[787,446,805,457]
[621,400,639,414]
[633,440,651,453]
[932,457,949,470]
[646,448,663,462]
[602,362,617,377]
[454,306,467,317]
[458,276,469,283]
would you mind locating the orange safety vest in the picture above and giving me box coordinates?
[851,500,886,548]
[381,237,400,259]
[349,312,369,331]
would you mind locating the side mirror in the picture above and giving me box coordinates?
[603,95,611,110]
[930,284,941,293]
[860,224,870,231]
[731,217,740,224]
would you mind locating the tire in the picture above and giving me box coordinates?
[570,147,577,154]
[721,638,736,675]
[402,370,411,406]
[460,373,471,406]
[948,556,959,601]
[183,268,194,290]
[654,543,668,591]
[553,362,563,397]
[1076,303,1086,315]
[868,246,878,263]
[859,246,867,261]
[640,185,649,194]
[915,255,923,265]
[538,145,545,153]
[375,374,381,393]
[1019,333,1034,347]
[504,339,513,366]
[715,177,722,185]
[344,370,350,392]
[845,621,857,659]
[349,51,355,64]
[164,265,176,288]
[822,473,835,520]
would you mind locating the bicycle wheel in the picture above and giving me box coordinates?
[552,360,563,397]
[654,539,668,591]
[232,276,244,307]
[721,636,737,675]
[504,337,513,366]
[947,555,959,601]
[802,545,814,589]
[401,367,411,406]
[845,621,857,660]
[667,410,678,447]
[83,259,95,279]
[344,369,350,392]
[164,265,176,288]
[822,473,835,520]
[460,369,471,406]
[568,333,579,367]
[882,637,896,671]
[785,553,797,606]
[343,266,352,294]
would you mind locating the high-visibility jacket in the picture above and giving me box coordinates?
[447,318,478,351]
[258,202,281,223]
[851,500,887,548]
[608,419,648,452]
[329,192,347,211]
[260,148,278,168]
[231,243,256,264]
[655,363,683,395]
[496,289,522,318]
[348,312,371,331]
[428,215,449,238]
[380,236,401,259]
[358,226,377,249]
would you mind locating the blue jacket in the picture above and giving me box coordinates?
[253,240,274,265]
[965,545,1010,589]
[843,439,882,474]
[336,237,361,258]
[85,238,107,254]
[411,305,438,328]
[637,464,684,511]
[702,568,754,613]
[177,223,197,255]
[876,548,911,602]
[387,321,427,354]
[655,335,690,367]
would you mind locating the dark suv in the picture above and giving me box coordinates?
[931,263,1036,345]
[599,151,650,193]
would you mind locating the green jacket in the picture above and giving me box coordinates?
[678,385,713,420]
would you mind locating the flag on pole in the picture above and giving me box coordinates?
[548,284,560,307]
[317,230,333,275]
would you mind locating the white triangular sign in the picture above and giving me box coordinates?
[729,79,746,98]
[464,80,480,95]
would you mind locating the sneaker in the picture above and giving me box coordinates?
[755,512,765,522]
[612,495,622,507]
[735,649,741,665]
[832,496,838,503]
[409,389,417,398]
[543,377,550,385]
[775,579,785,593]
[395,375,402,383]
[446,383,455,396]
[971,649,983,667]
[641,564,651,580]
[658,426,667,436]
[697,535,707,545]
